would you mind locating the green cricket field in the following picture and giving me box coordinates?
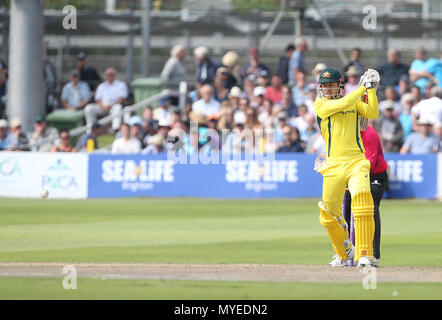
[0,198,441,300]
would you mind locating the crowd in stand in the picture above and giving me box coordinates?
[0,39,441,155]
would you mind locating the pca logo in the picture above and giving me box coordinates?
[0,158,21,176]
[41,159,78,190]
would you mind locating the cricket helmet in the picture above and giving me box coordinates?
[318,67,344,99]
[318,67,344,84]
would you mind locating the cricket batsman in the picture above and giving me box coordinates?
[314,67,380,267]
[343,117,388,267]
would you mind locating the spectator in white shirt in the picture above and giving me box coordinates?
[411,86,442,128]
[111,123,141,154]
[192,84,221,117]
[85,68,128,132]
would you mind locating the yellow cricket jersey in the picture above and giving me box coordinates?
[314,86,379,159]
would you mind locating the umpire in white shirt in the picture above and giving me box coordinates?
[85,68,128,132]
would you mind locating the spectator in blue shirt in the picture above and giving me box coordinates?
[75,123,102,152]
[398,93,414,141]
[400,118,439,154]
[61,70,91,110]
[288,37,308,87]
[0,119,12,151]
[409,48,439,95]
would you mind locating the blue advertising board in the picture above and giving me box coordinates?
[88,153,438,199]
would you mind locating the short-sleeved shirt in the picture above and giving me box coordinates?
[192,98,221,117]
[0,132,12,150]
[95,79,128,105]
[427,58,442,88]
[411,97,442,125]
[403,132,439,154]
[410,59,434,93]
[61,81,91,108]
[288,50,306,86]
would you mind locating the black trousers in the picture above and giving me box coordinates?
[343,171,388,259]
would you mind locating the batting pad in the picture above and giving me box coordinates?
[318,202,348,260]
[351,190,375,261]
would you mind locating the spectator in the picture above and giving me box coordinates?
[277,125,304,152]
[241,77,255,100]
[291,71,308,106]
[257,70,271,88]
[143,106,154,122]
[410,85,422,105]
[304,83,317,114]
[257,98,273,127]
[274,111,289,148]
[278,44,295,84]
[76,52,102,91]
[193,46,220,85]
[242,47,271,84]
[411,86,442,128]
[28,115,58,152]
[51,129,77,153]
[343,48,364,80]
[217,107,235,131]
[153,96,171,124]
[221,51,242,88]
[400,117,439,154]
[213,74,229,103]
[379,86,402,115]
[0,119,12,151]
[84,68,128,133]
[300,113,318,147]
[311,63,327,84]
[142,134,166,154]
[288,36,308,87]
[427,53,442,89]
[244,107,262,131]
[250,86,266,109]
[290,104,308,132]
[75,122,102,152]
[344,66,361,94]
[378,102,403,152]
[398,93,415,141]
[192,84,221,117]
[264,74,283,104]
[61,70,91,110]
[227,86,241,110]
[142,119,159,147]
[7,118,29,151]
[111,123,141,154]
[375,48,409,94]
[216,66,238,90]
[160,45,187,90]
[277,85,297,120]
[397,74,410,99]
[129,116,145,147]
[409,48,439,95]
